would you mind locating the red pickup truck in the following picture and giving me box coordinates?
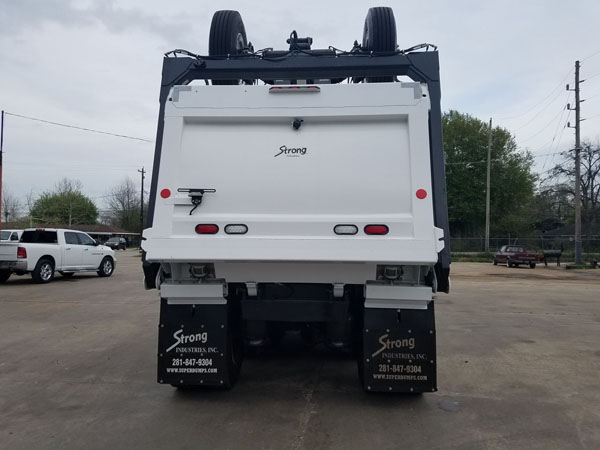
[493,245,542,268]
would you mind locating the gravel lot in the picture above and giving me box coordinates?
[1,252,599,450]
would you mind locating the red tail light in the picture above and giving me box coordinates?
[364,225,389,235]
[195,224,219,234]
[17,247,27,259]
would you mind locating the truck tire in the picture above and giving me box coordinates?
[0,270,11,283]
[529,262,536,269]
[209,10,248,85]
[32,258,55,284]
[362,7,397,83]
[97,257,114,277]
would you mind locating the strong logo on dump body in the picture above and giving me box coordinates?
[274,145,307,157]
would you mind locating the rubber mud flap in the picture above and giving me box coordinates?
[157,299,242,388]
[361,302,437,393]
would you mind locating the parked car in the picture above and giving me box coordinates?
[105,237,127,250]
[0,229,22,242]
[0,228,116,284]
[493,245,542,268]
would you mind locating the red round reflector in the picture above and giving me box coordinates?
[195,224,219,234]
[160,188,171,199]
[364,225,389,235]
[416,189,428,199]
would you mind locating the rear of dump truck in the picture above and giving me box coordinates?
[142,7,450,393]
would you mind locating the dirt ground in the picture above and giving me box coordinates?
[1,254,599,450]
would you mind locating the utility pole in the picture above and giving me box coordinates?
[138,167,145,242]
[567,61,583,264]
[0,110,4,232]
[485,117,492,252]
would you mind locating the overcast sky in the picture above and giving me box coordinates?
[1,0,600,211]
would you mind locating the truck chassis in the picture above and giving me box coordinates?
[144,9,450,393]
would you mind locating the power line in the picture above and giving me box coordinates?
[517,107,566,143]
[547,118,571,168]
[495,69,573,120]
[446,151,559,166]
[541,100,572,169]
[3,112,154,143]
[582,49,600,61]
[583,72,600,81]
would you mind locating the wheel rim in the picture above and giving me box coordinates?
[40,263,53,281]
[103,260,113,275]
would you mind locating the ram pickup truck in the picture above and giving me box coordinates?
[0,228,116,284]
[493,245,542,268]
[142,7,450,393]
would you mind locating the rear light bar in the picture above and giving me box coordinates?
[224,224,248,235]
[17,247,27,259]
[364,225,389,235]
[334,224,358,235]
[195,224,219,234]
[269,86,321,93]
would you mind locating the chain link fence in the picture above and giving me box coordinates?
[450,235,600,256]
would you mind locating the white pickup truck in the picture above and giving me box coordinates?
[0,228,116,284]
[143,7,450,393]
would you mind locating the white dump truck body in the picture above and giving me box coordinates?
[143,82,444,283]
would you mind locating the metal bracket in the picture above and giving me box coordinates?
[246,282,258,297]
[333,283,345,298]
[177,188,216,215]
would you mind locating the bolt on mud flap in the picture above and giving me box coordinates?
[157,283,242,388]
[361,284,436,393]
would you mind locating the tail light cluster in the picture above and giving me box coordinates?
[195,224,389,235]
[195,224,247,235]
[17,247,27,259]
[336,225,389,236]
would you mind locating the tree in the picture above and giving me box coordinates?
[1,186,22,223]
[105,177,146,232]
[531,184,572,232]
[443,110,537,236]
[31,178,98,225]
[547,141,600,234]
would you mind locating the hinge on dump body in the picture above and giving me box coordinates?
[177,188,217,215]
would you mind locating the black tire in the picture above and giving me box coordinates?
[32,258,55,284]
[97,257,114,277]
[529,263,536,269]
[0,270,11,283]
[59,272,75,278]
[209,10,248,85]
[362,7,397,83]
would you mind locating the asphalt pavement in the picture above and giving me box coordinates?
[1,253,599,449]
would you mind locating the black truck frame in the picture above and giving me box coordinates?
[145,49,450,393]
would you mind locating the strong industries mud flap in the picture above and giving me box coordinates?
[157,283,242,388]
[360,284,437,393]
